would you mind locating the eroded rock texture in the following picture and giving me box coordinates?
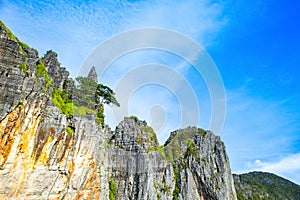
[0,21,236,200]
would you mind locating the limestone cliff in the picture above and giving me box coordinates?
[0,21,237,199]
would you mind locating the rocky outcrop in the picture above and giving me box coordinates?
[107,122,237,200]
[0,21,103,199]
[113,117,159,152]
[87,66,98,83]
[43,50,74,91]
[0,21,237,199]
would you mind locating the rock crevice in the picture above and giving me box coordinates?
[0,21,237,200]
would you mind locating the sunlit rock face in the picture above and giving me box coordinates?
[0,21,237,200]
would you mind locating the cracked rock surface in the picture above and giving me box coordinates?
[0,21,237,200]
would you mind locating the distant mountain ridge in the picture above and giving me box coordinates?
[2,19,299,200]
[233,171,300,200]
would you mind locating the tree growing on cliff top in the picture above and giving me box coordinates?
[73,76,119,126]
[96,84,120,107]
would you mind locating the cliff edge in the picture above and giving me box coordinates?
[0,21,237,200]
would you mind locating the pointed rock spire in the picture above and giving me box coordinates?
[87,66,98,83]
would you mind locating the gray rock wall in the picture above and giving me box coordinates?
[0,21,237,200]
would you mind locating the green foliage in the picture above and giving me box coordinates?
[196,128,206,136]
[19,41,29,49]
[73,105,104,125]
[18,98,23,109]
[19,98,23,105]
[139,126,159,146]
[73,105,96,116]
[153,181,172,198]
[73,76,98,108]
[164,129,202,163]
[104,141,110,148]
[234,172,300,200]
[148,129,202,164]
[220,141,225,149]
[96,83,120,107]
[153,182,161,200]
[161,183,172,195]
[19,62,28,77]
[35,58,72,118]
[96,105,105,125]
[157,146,166,158]
[147,145,167,159]
[52,90,73,117]
[19,41,29,58]
[185,140,197,157]
[109,178,117,200]
[0,20,17,41]
[164,138,183,162]
[172,164,180,200]
[66,127,74,135]
[0,20,28,57]
[19,45,26,58]
[130,115,138,120]
[36,60,53,90]
[136,134,143,145]
[35,60,73,117]
[73,76,118,126]
[35,58,73,118]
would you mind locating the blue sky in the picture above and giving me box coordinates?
[1,0,300,184]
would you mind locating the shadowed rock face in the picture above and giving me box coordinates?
[0,21,237,200]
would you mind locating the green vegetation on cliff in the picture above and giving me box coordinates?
[0,20,29,57]
[138,126,159,146]
[36,60,53,91]
[52,90,73,117]
[147,128,205,163]
[18,62,28,77]
[234,171,300,200]
[72,76,119,125]
[66,127,74,135]
[109,178,117,200]
[0,20,17,41]
[1,20,120,127]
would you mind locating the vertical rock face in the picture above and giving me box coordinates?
[107,121,237,200]
[87,66,98,83]
[43,50,73,91]
[114,117,159,152]
[0,21,237,199]
[0,21,103,199]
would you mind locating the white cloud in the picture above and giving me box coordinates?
[0,1,226,138]
[252,153,300,172]
[222,88,300,184]
[2,0,300,185]
[0,0,225,77]
[246,152,300,184]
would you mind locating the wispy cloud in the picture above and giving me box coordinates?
[0,0,225,76]
[0,0,225,142]
[223,88,300,184]
[246,152,300,184]
[3,0,299,185]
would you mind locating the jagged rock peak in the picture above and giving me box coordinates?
[164,126,207,146]
[87,66,98,83]
[114,116,159,152]
[42,50,72,90]
[0,21,238,200]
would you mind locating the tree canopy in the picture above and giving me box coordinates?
[72,76,119,126]
[96,84,120,107]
